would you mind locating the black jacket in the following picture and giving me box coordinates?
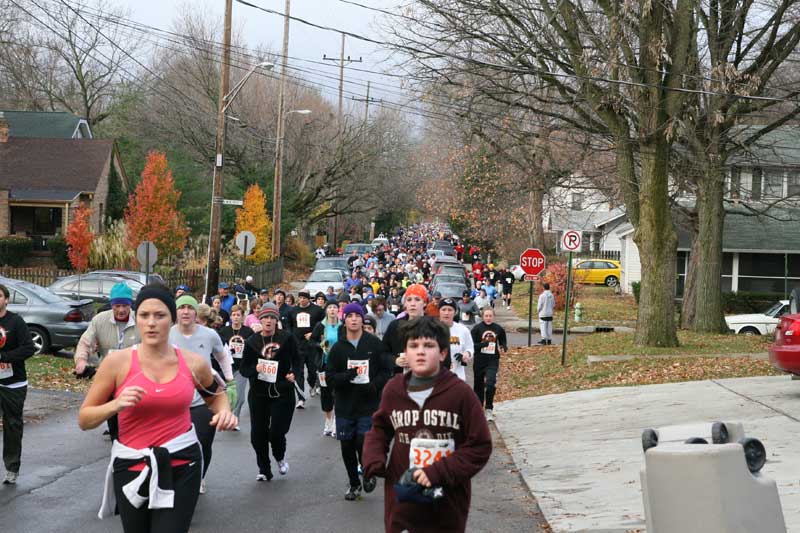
[0,311,35,386]
[219,324,254,372]
[471,322,508,355]
[326,331,391,418]
[240,329,297,398]
[289,303,325,352]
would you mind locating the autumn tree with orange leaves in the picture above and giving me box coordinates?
[65,204,94,271]
[125,151,189,257]
[235,184,272,263]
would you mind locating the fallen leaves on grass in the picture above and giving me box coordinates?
[496,332,780,402]
[27,356,90,394]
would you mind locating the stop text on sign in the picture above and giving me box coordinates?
[520,248,546,276]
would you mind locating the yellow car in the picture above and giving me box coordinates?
[573,259,621,287]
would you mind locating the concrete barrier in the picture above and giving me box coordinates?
[641,425,786,533]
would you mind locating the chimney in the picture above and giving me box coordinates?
[0,112,8,143]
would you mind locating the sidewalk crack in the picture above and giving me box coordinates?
[711,379,800,423]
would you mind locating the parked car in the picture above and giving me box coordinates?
[429,248,455,259]
[434,264,470,283]
[431,274,468,292]
[371,237,389,249]
[89,270,166,286]
[344,243,373,256]
[302,269,345,295]
[434,282,469,300]
[314,256,351,277]
[726,300,789,335]
[573,259,621,287]
[1,277,94,354]
[49,273,143,304]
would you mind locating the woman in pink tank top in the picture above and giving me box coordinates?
[79,285,238,533]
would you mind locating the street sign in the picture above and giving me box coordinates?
[235,231,256,255]
[562,229,583,252]
[520,248,546,276]
[523,274,539,282]
[222,199,243,206]
[136,241,158,268]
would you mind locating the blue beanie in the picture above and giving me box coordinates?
[109,283,133,305]
[343,302,365,319]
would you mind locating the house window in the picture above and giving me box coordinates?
[571,192,583,210]
[750,168,762,200]
[788,171,800,198]
[763,169,784,198]
[729,166,741,199]
[10,206,63,235]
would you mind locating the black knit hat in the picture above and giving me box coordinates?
[134,283,177,322]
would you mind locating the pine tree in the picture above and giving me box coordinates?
[124,151,190,257]
[65,205,94,271]
[235,184,273,263]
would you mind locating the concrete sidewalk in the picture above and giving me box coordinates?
[494,375,800,532]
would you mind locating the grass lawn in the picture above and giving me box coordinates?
[27,355,90,394]
[511,284,638,326]
[496,330,780,402]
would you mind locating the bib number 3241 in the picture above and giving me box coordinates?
[256,359,279,383]
[409,438,455,468]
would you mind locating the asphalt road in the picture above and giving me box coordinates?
[0,387,548,532]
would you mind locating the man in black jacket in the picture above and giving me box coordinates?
[327,302,391,501]
[0,283,35,484]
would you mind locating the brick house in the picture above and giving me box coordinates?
[0,110,129,250]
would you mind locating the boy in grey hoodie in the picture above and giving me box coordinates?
[537,283,555,345]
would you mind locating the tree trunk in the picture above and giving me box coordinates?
[680,233,700,328]
[691,161,728,333]
[633,141,679,346]
[530,188,546,251]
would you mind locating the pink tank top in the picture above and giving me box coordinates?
[116,346,195,450]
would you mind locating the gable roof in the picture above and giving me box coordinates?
[727,125,800,168]
[0,110,92,139]
[676,205,800,252]
[548,208,617,232]
[0,138,114,200]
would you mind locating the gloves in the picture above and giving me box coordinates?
[393,468,445,504]
[346,367,359,381]
[74,365,97,379]
[453,353,467,367]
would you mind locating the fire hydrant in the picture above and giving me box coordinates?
[574,302,583,323]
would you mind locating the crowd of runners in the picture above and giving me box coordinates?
[0,223,532,532]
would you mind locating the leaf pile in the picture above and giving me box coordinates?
[27,356,91,394]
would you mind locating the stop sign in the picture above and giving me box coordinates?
[520,248,546,276]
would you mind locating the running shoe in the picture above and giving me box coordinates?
[3,471,17,485]
[256,474,268,482]
[310,386,317,398]
[362,476,377,493]
[345,484,362,501]
[296,400,305,410]
[199,479,206,494]
[485,409,494,422]
[278,460,289,475]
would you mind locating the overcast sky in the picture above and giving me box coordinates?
[121,0,404,111]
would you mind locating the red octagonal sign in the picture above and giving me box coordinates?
[520,248,546,276]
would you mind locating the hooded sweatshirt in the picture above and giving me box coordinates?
[326,330,390,418]
[363,370,492,533]
[0,310,35,387]
[239,329,297,398]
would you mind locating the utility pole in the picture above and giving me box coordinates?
[271,0,291,260]
[323,34,361,250]
[205,0,233,300]
[351,81,382,123]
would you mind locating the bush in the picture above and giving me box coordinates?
[47,236,71,269]
[283,238,314,266]
[722,291,785,314]
[631,281,641,304]
[0,236,33,266]
[540,261,582,311]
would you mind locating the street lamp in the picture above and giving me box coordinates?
[271,109,312,259]
[205,61,274,301]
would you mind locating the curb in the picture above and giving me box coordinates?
[513,324,635,334]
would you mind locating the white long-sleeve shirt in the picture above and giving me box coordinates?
[537,290,555,318]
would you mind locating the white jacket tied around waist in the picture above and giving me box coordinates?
[98,425,199,519]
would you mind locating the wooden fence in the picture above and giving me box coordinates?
[0,258,284,293]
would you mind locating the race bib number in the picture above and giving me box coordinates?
[257,359,279,383]
[347,359,370,384]
[481,342,496,355]
[409,438,455,468]
[0,362,12,380]
[505,278,512,284]
[318,371,327,388]
[391,304,399,313]
[461,312,470,322]
[296,313,311,329]
[228,335,245,359]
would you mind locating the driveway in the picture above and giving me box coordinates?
[495,375,800,532]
